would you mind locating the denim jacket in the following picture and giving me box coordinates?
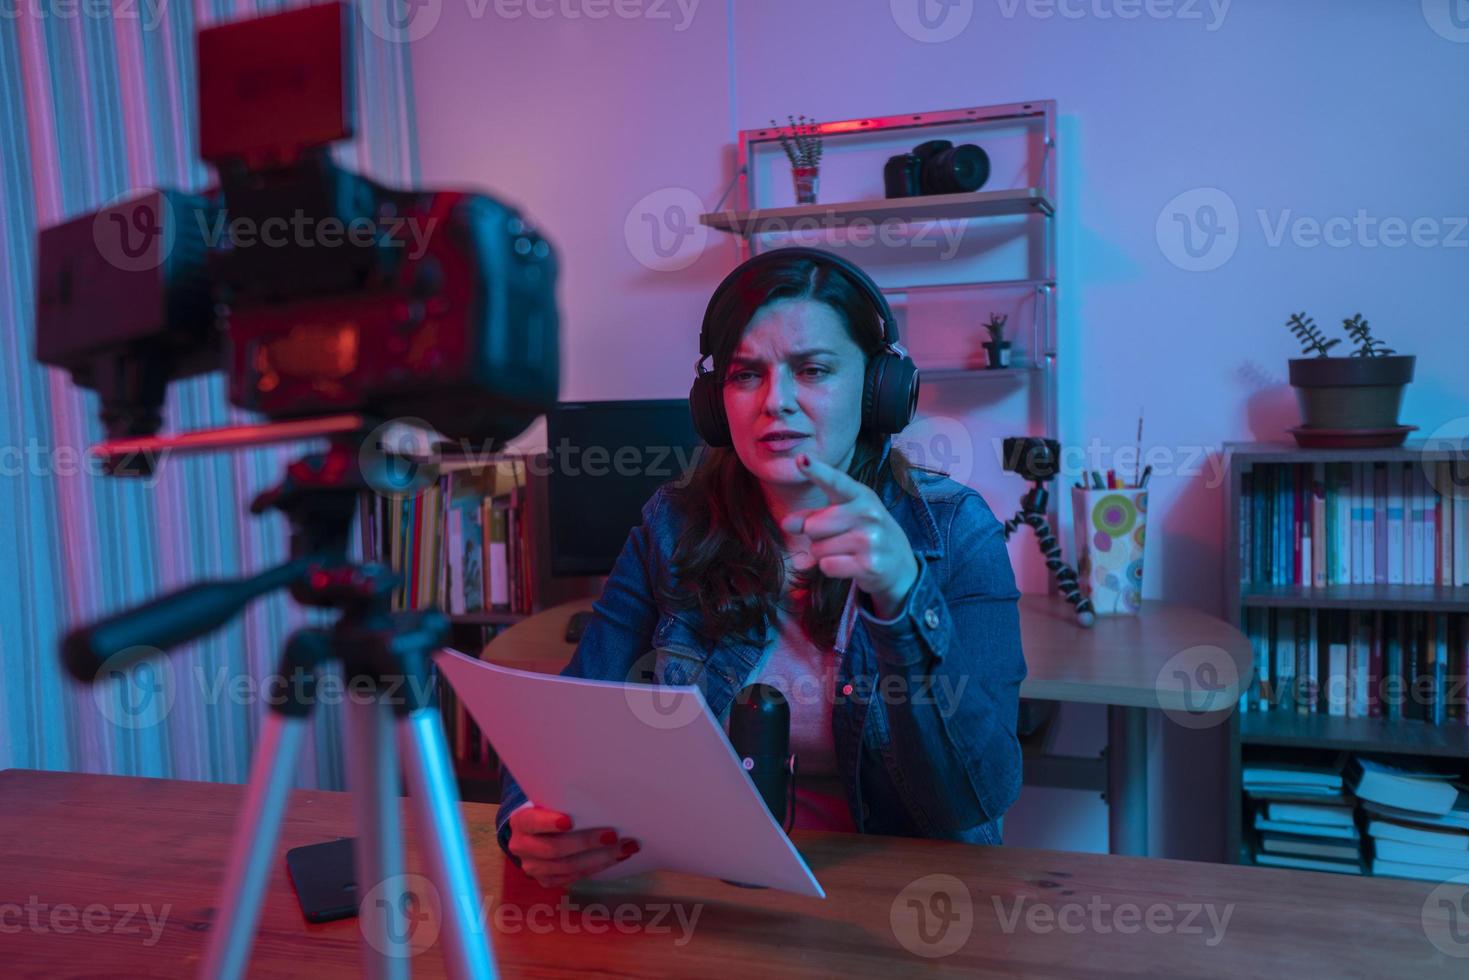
[495,454,1027,854]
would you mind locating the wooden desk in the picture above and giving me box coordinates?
[3,770,1460,977]
[482,596,1254,857]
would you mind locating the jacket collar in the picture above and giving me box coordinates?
[876,439,944,560]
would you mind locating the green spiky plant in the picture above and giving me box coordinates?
[983,313,1008,344]
[1286,312,1340,357]
[1342,313,1395,358]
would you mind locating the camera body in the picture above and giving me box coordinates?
[34,2,558,454]
[1003,436,1063,484]
[883,139,991,198]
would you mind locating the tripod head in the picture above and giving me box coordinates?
[61,418,440,688]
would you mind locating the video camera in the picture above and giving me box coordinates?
[34,2,559,475]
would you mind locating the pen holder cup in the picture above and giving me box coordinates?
[1071,486,1149,616]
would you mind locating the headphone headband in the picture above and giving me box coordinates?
[697,247,899,359]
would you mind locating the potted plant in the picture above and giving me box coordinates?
[982,313,1011,369]
[1286,311,1416,446]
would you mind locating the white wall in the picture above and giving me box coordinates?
[406,0,1469,858]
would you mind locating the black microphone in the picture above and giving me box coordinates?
[728,683,795,831]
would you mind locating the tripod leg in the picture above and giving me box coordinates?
[345,696,409,980]
[200,710,308,980]
[398,706,497,980]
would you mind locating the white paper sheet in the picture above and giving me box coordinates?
[433,647,825,898]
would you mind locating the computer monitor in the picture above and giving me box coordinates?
[545,400,705,577]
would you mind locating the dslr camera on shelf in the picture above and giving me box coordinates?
[34,2,559,478]
[883,138,991,199]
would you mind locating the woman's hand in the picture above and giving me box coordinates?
[780,453,919,619]
[506,803,640,888]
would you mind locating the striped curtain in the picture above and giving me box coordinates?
[0,1,419,790]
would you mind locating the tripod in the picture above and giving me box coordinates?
[66,434,496,979]
[1001,476,1095,628]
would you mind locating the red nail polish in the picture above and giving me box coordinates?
[555,815,573,831]
[600,830,617,846]
[619,839,640,858]
[797,454,809,467]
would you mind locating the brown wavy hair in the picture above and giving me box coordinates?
[659,254,915,649]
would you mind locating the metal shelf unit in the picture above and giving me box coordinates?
[700,99,1059,442]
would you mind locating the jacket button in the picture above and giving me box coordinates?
[923,607,940,629]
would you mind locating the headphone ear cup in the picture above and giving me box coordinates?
[688,372,732,448]
[864,352,920,435]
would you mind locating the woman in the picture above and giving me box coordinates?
[497,249,1026,888]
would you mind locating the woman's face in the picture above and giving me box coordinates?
[723,298,867,489]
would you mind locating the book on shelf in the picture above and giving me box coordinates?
[1257,834,1361,861]
[1237,460,1469,591]
[1253,815,1361,842]
[1238,607,1468,723]
[1347,758,1462,816]
[363,460,547,788]
[1242,762,1344,794]
[1253,852,1365,875]
[1360,797,1469,832]
[369,461,540,618]
[1372,838,1469,870]
[1365,817,1469,849]
[1264,802,1354,827]
[1241,751,1469,880]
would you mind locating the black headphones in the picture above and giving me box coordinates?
[688,247,920,448]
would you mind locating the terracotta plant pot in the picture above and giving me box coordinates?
[1288,354,1415,429]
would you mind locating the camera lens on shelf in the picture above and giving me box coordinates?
[912,139,991,195]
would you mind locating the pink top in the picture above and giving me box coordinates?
[745,589,857,833]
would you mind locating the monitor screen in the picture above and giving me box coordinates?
[545,400,705,577]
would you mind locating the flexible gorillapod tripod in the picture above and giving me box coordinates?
[68,430,496,979]
[1001,475,1096,628]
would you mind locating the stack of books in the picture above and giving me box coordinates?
[359,460,538,616]
[1350,758,1469,881]
[1238,607,1468,723]
[1238,459,1469,590]
[1244,763,1363,874]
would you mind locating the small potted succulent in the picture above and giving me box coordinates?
[982,313,1012,369]
[1286,311,1416,446]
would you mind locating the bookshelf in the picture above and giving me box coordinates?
[360,449,601,802]
[1221,440,1469,872]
